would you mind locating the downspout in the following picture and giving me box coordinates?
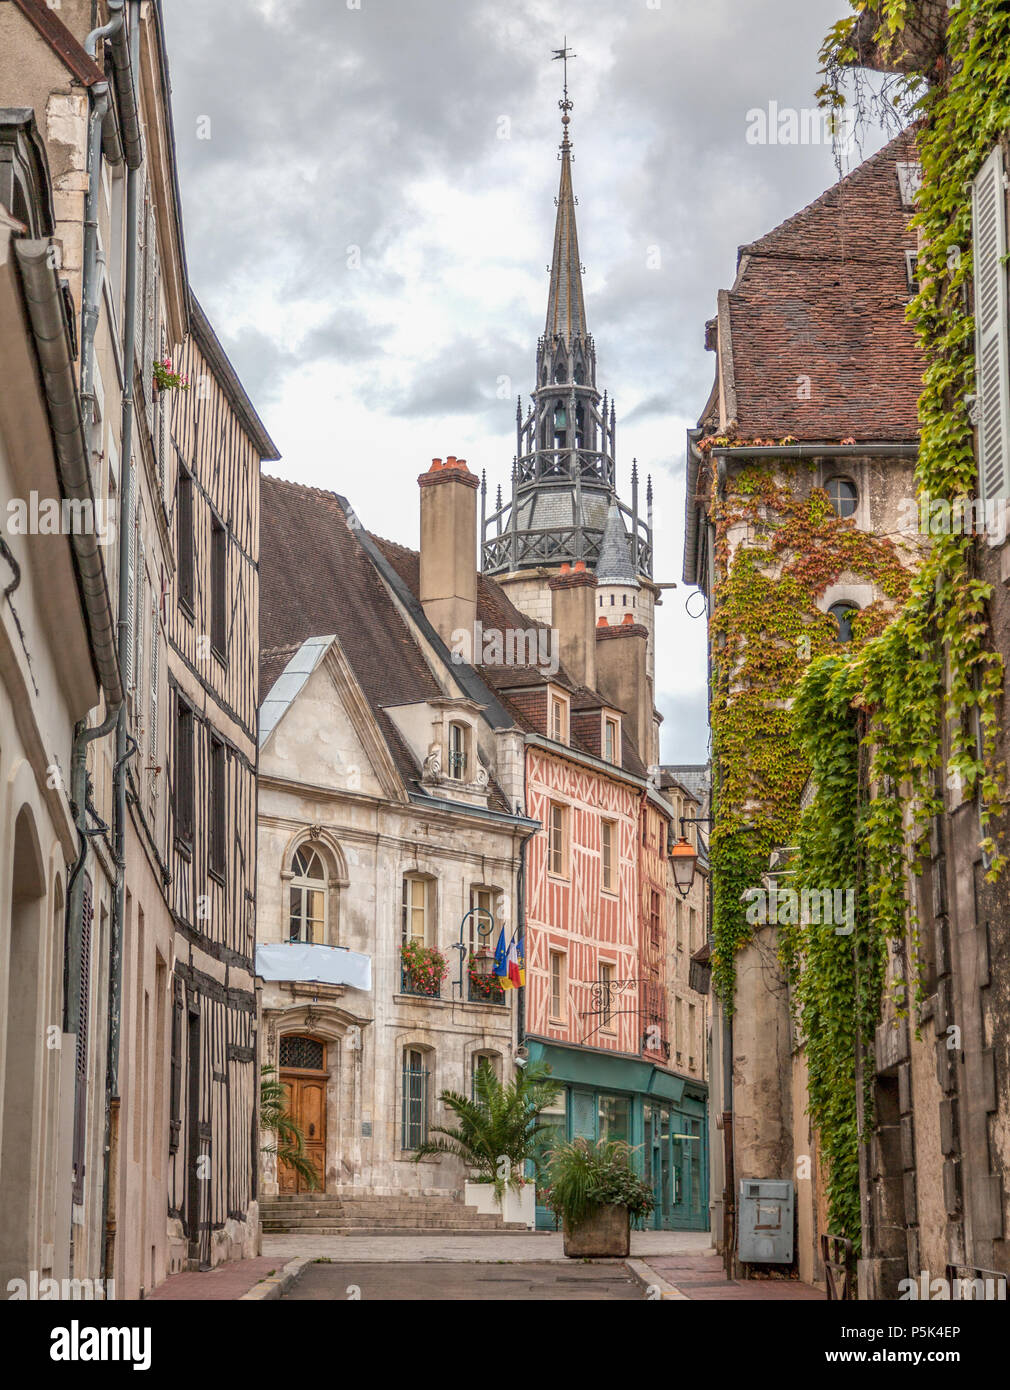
[100,0,144,1286]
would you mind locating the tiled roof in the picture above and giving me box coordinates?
[259,474,443,788]
[723,132,923,443]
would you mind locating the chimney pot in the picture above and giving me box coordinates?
[574,560,587,572]
[431,458,442,470]
[446,455,457,467]
[622,613,634,625]
[597,616,608,628]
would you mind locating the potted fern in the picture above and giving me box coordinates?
[545,1137,654,1257]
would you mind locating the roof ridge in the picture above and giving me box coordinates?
[738,127,918,261]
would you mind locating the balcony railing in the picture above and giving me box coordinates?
[400,966,442,1000]
[467,975,506,1005]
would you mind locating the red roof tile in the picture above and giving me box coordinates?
[725,132,924,443]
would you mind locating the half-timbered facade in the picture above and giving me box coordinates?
[163,304,276,1273]
[0,0,277,1298]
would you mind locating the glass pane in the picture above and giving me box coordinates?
[289,886,302,940]
[598,1094,631,1146]
[306,889,324,922]
[292,849,308,877]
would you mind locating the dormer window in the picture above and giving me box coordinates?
[448,721,468,780]
[603,716,620,765]
[550,692,569,744]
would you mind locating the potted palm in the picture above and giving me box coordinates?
[412,1060,561,1226]
[545,1137,654,1257]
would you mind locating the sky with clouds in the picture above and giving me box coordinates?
[162,0,891,764]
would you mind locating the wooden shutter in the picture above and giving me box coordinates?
[72,875,93,1205]
[125,472,136,694]
[150,589,160,773]
[973,146,1010,502]
[135,539,146,731]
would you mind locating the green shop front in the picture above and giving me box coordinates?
[527,1039,709,1231]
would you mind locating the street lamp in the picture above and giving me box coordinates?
[669,815,713,898]
[451,908,497,999]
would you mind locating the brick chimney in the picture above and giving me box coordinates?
[549,561,597,689]
[418,456,479,648]
[596,615,651,764]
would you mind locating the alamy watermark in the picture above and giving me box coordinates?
[451,621,559,677]
[746,101,856,154]
[743,886,855,935]
[5,492,116,546]
[897,493,1010,547]
[7,1271,114,1300]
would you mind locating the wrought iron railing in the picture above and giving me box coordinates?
[400,966,442,1000]
[468,975,506,1004]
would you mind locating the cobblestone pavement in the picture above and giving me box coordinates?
[284,1261,644,1300]
[261,1228,713,1263]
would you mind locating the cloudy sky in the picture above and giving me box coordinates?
[162,0,889,764]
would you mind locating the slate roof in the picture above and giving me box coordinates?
[371,534,649,780]
[596,500,638,586]
[722,132,924,443]
[259,474,443,790]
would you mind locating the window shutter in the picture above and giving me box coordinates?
[125,472,136,694]
[134,180,147,373]
[143,206,156,419]
[973,145,1010,502]
[72,875,93,1204]
[150,589,160,773]
[135,540,146,731]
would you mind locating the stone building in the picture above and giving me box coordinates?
[256,467,539,1206]
[682,133,926,1283]
[0,109,122,1297]
[821,2,1010,1301]
[0,0,276,1296]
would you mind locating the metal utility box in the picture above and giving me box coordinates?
[738,1180,794,1263]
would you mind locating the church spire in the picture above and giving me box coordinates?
[546,40,587,345]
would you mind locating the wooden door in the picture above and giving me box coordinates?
[278,1074,327,1193]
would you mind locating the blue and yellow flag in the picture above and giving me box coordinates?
[492,927,508,979]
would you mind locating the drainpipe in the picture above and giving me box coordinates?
[99,0,143,1286]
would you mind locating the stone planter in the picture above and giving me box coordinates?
[562,1204,630,1257]
[463,1180,536,1228]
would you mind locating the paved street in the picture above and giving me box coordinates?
[261,1228,713,1263]
[284,1261,643,1300]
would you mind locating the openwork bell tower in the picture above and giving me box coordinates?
[481,52,654,587]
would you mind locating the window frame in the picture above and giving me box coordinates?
[288,845,328,944]
[601,818,616,893]
[598,960,615,1032]
[547,801,568,878]
[176,466,194,619]
[402,874,434,947]
[401,1047,430,1151]
[209,736,227,883]
[210,509,228,663]
[549,949,567,1023]
[825,475,858,520]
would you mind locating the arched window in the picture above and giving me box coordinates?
[289,846,327,943]
[828,601,859,644]
[826,476,858,519]
[553,400,567,450]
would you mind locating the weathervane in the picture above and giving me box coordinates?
[552,37,576,149]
